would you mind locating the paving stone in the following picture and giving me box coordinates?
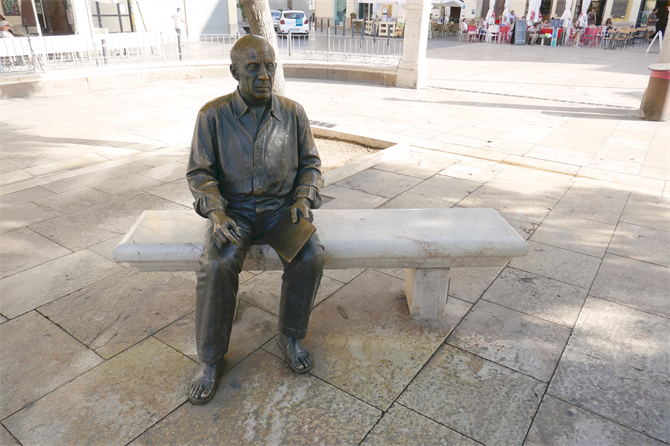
[437,163,502,184]
[590,253,670,319]
[447,300,571,381]
[137,162,187,183]
[335,169,423,199]
[399,344,546,446]
[407,176,480,204]
[33,186,110,215]
[3,337,194,446]
[448,266,504,303]
[525,395,667,446]
[509,240,602,288]
[607,222,670,267]
[0,187,54,210]
[128,350,381,446]
[0,312,103,420]
[0,202,60,234]
[28,192,187,251]
[154,301,276,370]
[323,268,365,283]
[0,425,19,446]
[552,184,629,225]
[87,234,127,263]
[145,178,194,208]
[506,217,537,240]
[91,172,164,196]
[39,269,195,359]
[361,403,479,446]
[548,298,670,444]
[373,151,457,179]
[483,268,588,327]
[0,249,124,319]
[320,185,389,209]
[373,267,406,280]
[239,270,345,316]
[41,161,150,194]
[0,228,71,278]
[531,213,616,258]
[264,270,471,410]
[378,191,452,209]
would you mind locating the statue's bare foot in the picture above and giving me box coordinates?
[277,333,313,374]
[189,363,220,405]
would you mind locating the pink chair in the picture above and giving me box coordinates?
[498,25,509,43]
[581,27,598,46]
[467,25,478,42]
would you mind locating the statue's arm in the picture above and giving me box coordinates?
[186,110,228,218]
[186,110,240,247]
[293,105,323,211]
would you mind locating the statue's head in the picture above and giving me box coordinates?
[230,35,276,105]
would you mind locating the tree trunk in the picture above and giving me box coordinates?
[240,0,286,96]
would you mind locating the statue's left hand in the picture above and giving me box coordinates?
[290,197,312,223]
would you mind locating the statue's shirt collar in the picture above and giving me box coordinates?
[232,88,282,122]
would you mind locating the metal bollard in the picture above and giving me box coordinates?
[335,21,337,35]
[288,30,292,56]
[177,34,182,61]
[321,18,323,33]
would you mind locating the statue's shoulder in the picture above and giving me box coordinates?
[198,93,234,116]
[274,95,306,116]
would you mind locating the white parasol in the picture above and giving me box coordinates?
[560,0,573,28]
[578,0,591,27]
[528,0,541,23]
[485,0,496,24]
[502,0,512,24]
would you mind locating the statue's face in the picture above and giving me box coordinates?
[234,44,276,104]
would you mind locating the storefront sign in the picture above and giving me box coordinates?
[514,19,527,44]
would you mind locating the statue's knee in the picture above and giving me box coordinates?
[305,243,325,270]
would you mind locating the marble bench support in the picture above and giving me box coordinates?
[113,209,529,320]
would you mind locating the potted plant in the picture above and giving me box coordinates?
[350,12,356,28]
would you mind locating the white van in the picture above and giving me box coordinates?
[278,10,309,36]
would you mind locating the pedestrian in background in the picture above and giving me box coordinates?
[0,21,14,38]
[172,8,187,35]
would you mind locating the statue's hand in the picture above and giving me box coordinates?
[208,210,241,248]
[290,197,312,223]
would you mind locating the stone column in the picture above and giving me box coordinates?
[396,0,432,89]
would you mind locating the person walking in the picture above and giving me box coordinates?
[648,8,659,32]
[172,8,187,35]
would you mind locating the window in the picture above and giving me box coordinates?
[91,0,133,33]
[283,12,305,19]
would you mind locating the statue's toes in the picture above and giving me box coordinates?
[201,384,213,399]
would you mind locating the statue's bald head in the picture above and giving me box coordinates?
[230,35,275,70]
[229,35,276,105]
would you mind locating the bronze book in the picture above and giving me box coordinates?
[263,209,317,263]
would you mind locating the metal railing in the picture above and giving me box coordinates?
[278,30,403,65]
[1,30,403,74]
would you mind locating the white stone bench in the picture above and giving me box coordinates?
[112,208,529,319]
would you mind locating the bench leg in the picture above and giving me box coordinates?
[404,268,450,319]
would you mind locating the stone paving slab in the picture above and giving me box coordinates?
[0,311,103,420]
[128,350,381,446]
[548,297,670,444]
[38,269,196,359]
[447,300,571,382]
[361,403,479,446]
[399,344,546,446]
[0,249,123,319]
[3,337,194,446]
[525,394,667,446]
[607,222,670,268]
[0,228,70,279]
[482,268,589,328]
[264,270,471,411]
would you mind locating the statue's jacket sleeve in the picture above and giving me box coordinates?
[186,91,322,218]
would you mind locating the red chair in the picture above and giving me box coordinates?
[498,25,509,43]
[467,25,479,42]
[581,27,598,46]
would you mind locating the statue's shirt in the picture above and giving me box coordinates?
[186,89,322,217]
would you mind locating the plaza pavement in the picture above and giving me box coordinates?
[0,39,668,445]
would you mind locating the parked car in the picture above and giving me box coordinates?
[277,10,309,36]
[271,9,281,31]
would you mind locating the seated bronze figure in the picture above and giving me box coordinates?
[186,34,324,405]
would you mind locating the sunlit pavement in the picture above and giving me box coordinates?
[0,38,668,445]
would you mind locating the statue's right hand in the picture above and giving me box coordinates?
[208,210,241,248]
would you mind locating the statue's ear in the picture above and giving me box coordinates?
[230,64,239,81]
